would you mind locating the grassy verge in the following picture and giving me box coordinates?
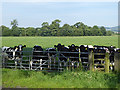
[2,68,120,88]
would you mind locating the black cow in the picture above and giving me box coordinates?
[68,44,79,62]
[32,45,54,70]
[93,45,106,64]
[32,45,44,60]
[54,43,69,62]
[80,45,93,61]
[79,45,94,70]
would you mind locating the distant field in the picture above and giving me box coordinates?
[2,36,119,49]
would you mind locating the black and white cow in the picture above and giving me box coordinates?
[79,45,94,69]
[68,44,79,62]
[2,46,14,60]
[45,48,56,57]
[45,48,57,70]
[14,45,26,59]
[2,45,26,68]
[80,45,94,61]
[93,45,107,65]
[93,45,115,70]
[54,43,69,62]
[2,45,26,60]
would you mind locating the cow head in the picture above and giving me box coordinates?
[13,45,26,51]
[33,45,43,51]
[68,44,79,52]
[54,43,65,51]
[80,45,89,52]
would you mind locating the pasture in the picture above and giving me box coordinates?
[1,35,120,88]
[2,35,119,49]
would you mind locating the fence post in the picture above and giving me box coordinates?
[114,52,120,73]
[2,54,5,68]
[79,48,82,70]
[88,50,94,71]
[105,52,109,73]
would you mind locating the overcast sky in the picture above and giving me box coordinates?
[2,1,118,28]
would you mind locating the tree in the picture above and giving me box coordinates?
[106,31,113,36]
[11,19,18,28]
[26,27,36,36]
[91,25,100,36]
[100,26,106,36]
[51,19,61,29]
[1,25,11,36]
[42,22,49,27]
[11,19,20,36]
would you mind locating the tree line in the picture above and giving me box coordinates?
[1,19,114,36]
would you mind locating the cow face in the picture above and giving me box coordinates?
[80,45,89,52]
[68,44,79,52]
[18,45,26,51]
[54,43,65,51]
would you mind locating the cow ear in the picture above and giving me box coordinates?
[24,45,26,47]
[54,45,56,47]
[14,46,17,49]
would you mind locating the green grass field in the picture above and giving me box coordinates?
[1,36,120,88]
[2,35,119,49]
[2,68,120,88]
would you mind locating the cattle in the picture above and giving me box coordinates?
[45,48,57,70]
[80,45,94,60]
[14,45,26,59]
[67,44,80,69]
[54,43,69,62]
[2,45,26,69]
[32,45,47,70]
[68,44,79,62]
[93,45,107,65]
[93,45,115,70]
[32,45,44,60]
[2,46,15,60]
[45,48,56,57]
[2,45,26,60]
[79,45,94,70]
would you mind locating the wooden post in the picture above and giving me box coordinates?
[88,50,94,71]
[105,52,109,73]
[114,52,120,73]
[2,54,5,68]
[79,48,82,70]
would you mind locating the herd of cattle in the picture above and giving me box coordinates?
[1,43,120,71]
